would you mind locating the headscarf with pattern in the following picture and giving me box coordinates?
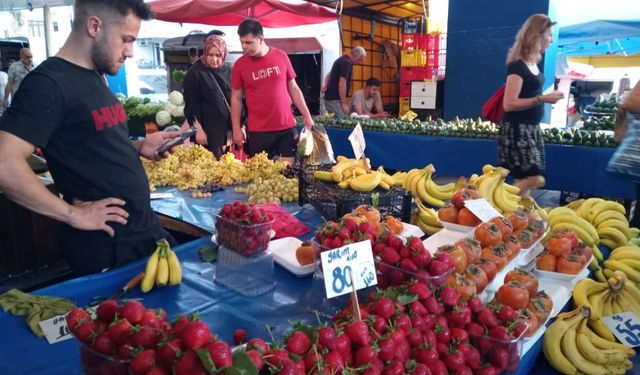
[201,35,227,69]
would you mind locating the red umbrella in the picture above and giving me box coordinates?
[148,0,336,28]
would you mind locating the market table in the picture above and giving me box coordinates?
[322,127,636,200]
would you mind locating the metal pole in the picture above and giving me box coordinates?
[43,4,53,57]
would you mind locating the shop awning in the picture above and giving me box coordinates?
[558,19,640,56]
[148,0,336,28]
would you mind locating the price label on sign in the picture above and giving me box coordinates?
[348,123,366,160]
[603,312,640,347]
[464,199,502,222]
[320,240,378,299]
[39,314,73,345]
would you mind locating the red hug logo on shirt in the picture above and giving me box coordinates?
[91,102,127,132]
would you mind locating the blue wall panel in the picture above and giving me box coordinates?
[444,0,551,120]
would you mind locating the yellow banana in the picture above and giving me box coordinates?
[417,207,441,227]
[597,219,630,236]
[594,269,607,283]
[543,308,584,375]
[562,323,609,375]
[577,198,604,220]
[549,206,578,217]
[598,227,630,249]
[477,170,501,207]
[629,227,640,238]
[572,278,609,319]
[377,167,395,186]
[566,198,586,211]
[578,319,636,356]
[415,218,442,236]
[551,222,597,245]
[503,182,520,195]
[576,330,629,365]
[425,175,455,201]
[592,244,604,263]
[337,180,350,189]
[335,155,347,162]
[493,181,519,214]
[313,170,335,182]
[349,171,383,192]
[609,246,640,261]
[141,247,161,293]
[331,158,360,182]
[167,249,182,285]
[402,168,420,190]
[589,200,626,221]
[604,259,640,283]
[593,210,629,228]
[586,288,608,320]
[156,254,169,287]
[481,164,499,174]
[589,318,616,342]
[417,172,445,207]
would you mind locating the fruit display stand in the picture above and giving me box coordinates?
[319,126,635,200]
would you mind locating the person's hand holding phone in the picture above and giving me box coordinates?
[139,131,181,161]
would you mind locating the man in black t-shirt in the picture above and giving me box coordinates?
[322,46,366,118]
[0,0,180,275]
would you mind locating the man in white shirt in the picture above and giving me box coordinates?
[2,48,35,109]
[350,77,389,118]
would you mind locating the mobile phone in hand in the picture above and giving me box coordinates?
[156,126,197,154]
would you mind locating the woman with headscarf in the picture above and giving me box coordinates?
[183,35,232,158]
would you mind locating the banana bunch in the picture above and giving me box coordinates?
[572,198,633,249]
[547,206,600,248]
[543,306,635,375]
[141,239,182,293]
[471,164,522,214]
[604,246,640,284]
[402,164,455,208]
[313,157,399,192]
[412,198,443,235]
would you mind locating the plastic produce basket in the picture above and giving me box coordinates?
[298,164,412,222]
[214,214,274,257]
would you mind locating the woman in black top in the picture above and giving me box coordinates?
[499,14,564,198]
[183,35,232,158]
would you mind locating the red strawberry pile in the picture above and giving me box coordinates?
[66,300,235,375]
[216,201,275,256]
[314,217,379,250]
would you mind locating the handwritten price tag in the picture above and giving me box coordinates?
[348,123,366,160]
[464,199,502,222]
[320,240,377,299]
[603,312,640,347]
[39,314,73,345]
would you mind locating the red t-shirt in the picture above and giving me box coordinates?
[231,47,296,132]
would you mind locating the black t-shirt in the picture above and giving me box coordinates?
[502,60,545,125]
[324,55,353,100]
[0,57,166,274]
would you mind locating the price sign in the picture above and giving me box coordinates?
[39,314,73,345]
[320,240,377,299]
[464,199,502,222]
[348,123,366,160]
[603,312,640,347]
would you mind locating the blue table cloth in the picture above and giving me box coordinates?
[323,127,636,200]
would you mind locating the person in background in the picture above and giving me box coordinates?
[0,69,7,116]
[499,14,564,199]
[188,47,199,65]
[350,77,389,118]
[322,46,366,118]
[2,48,34,109]
[183,35,232,158]
[0,0,179,276]
[230,18,314,164]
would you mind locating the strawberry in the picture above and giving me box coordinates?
[387,235,404,250]
[422,315,436,333]
[476,364,498,375]
[96,299,119,323]
[409,301,428,317]
[399,258,418,273]
[207,340,233,368]
[330,236,344,249]
[374,297,396,319]
[337,227,351,241]
[171,315,190,335]
[354,346,377,366]
[120,300,145,325]
[157,338,183,366]
[389,268,408,285]
[317,326,338,350]
[323,351,344,373]
[285,331,312,356]
[424,359,448,375]
[91,332,115,355]
[130,349,156,375]
[377,337,395,361]
[333,334,351,362]
[434,324,450,344]
[66,308,91,333]
[465,321,484,337]
[373,242,386,255]
[180,321,211,350]
[247,338,270,353]
[435,342,448,356]
[414,345,438,364]
[408,281,432,300]
[75,320,99,343]
[131,326,159,350]
[115,344,135,360]
[361,358,384,375]
[233,328,247,345]
[107,319,133,345]
[398,245,411,259]
[443,350,465,372]
[491,346,508,371]
[303,351,322,372]
[467,296,484,313]
[427,260,449,276]
[380,247,400,265]
[370,315,387,334]
[450,327,469,344]
[497,305,517,323]
[423,296,444,315]
[246,349,264,371]
[439,286,460,306]
[406,329,424,347]
[174,350,207,375]
[345,320,371,347]
[139,309,161,329]
[411,363,431,375]
[489,326,511,341]
[477,307,499,328]
[264,348,290,368]
[463,344,481,369]
[396,314,412,335]
[410,315,427,333]
[447,304,471,327]
[145,368,169,375]
[383,360,405,375]
[512,320,528,338]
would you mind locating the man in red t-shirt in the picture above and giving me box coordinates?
[230,19,314,164]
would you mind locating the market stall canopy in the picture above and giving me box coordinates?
[558,19,640,56]
[306,0,427,24]
[148,0,336,28]
[0,0,72,11]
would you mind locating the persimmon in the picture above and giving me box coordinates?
[295,242,315,266]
